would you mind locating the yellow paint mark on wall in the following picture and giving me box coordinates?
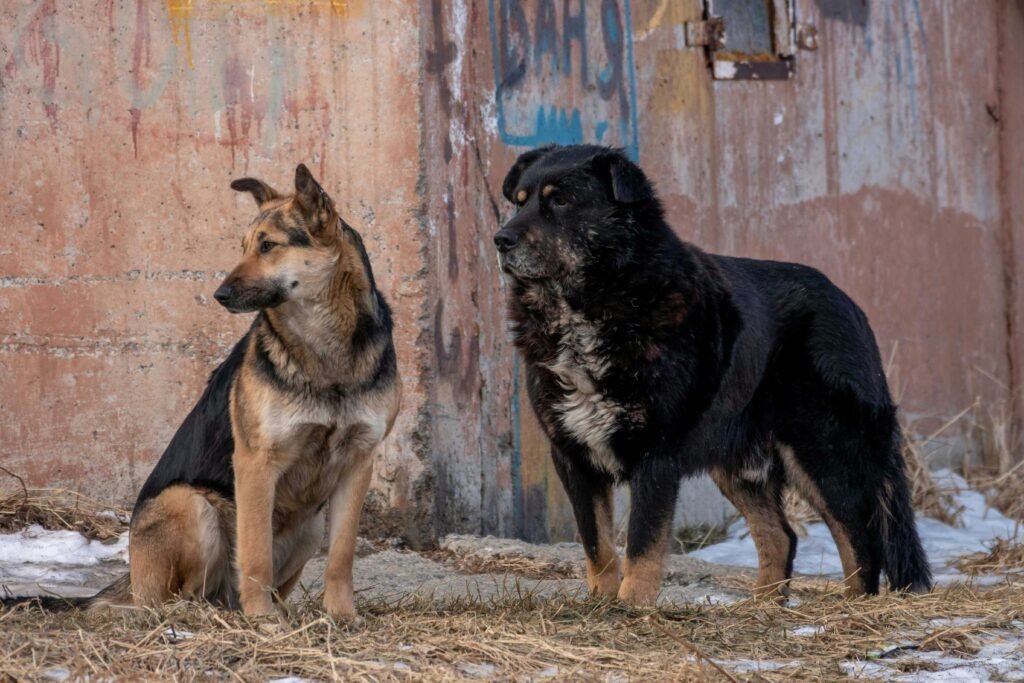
[165,1,363,68]
[167,1,194,68]
[213,0,364,17]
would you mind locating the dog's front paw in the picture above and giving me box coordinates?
[617,576,660,606]
[586,561,621,598]
[241,596,278,619]
[324,589,358,622]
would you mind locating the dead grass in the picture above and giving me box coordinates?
[432,549,579,580]
[0,467,129,542]
[901,427,964,527]
[952,536,1024,576]
[964,405,1024,523]
[2,579,1022,681]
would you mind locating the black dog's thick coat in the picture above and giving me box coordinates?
[495,145,930,602]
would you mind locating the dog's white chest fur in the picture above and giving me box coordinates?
[542,309,624,477]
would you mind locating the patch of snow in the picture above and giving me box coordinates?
[43,669,69,682]
[457,663,498,678]
[690,470,1022,579]
[839,638,1024,681]
[697,591,740,605]
[789,625,825,637]
[726,658,799,673]
[0,525,128,566]
[0,564,98,585]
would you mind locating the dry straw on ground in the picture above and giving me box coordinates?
[0,467,129,542]
[964,404,1024,523]
[3,579,1023,681]
[432,549,579,580]
[952,536,1024,576]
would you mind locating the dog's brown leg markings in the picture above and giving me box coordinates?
[618,519,670,606]
[710,468,795,599]
[324,452,374,620]
[233,445,280,617]
[778,447,866,596]
[586,490,621,597]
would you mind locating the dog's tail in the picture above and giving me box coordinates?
[878,430,932,593]
[2,573,132,612]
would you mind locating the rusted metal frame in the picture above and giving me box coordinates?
[702,0,797,81]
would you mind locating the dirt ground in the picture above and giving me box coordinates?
[1,533,737,604]
[4,532,1024,681]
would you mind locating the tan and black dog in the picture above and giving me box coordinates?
[15,165,400,619]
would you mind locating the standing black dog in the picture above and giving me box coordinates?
[494,144,931,604]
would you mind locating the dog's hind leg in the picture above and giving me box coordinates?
[710,466,796,599]
[129,485,233,606]
[777,443,883,596]
[550,446,621,598]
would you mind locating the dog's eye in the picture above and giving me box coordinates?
[259,240,275,254]
[552,197,568,208]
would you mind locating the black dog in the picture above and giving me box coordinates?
[494,144,930,604]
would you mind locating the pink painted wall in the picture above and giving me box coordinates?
[1,0,1021,542]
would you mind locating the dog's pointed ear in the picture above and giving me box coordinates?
[502,145,556,202]
[230,178,280,206]
[592,150,652,204]
[294,163,336,232]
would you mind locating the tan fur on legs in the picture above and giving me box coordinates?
[618,521,670,606]
[778,447,866,596]
[711,469,793,600]
[586,491,621,597]
[233,445,280,617]
[128,485,232,607]
[323,453,373,620]
[819,516,865,596]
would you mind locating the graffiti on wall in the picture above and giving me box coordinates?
[3,0,362,164]
[488,0,640,159]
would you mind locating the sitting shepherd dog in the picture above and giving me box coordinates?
[494,144,931,604]
[14,165,400,619]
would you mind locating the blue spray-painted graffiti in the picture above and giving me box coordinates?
[487,0,640,160]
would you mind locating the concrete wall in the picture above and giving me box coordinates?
[0,0,433,541]
[1,0,1021,544]
[424,0,1023,540]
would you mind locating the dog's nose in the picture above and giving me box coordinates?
[213,285,233,305]
[494,229,519,253]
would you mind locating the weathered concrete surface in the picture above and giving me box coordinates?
[0,0,432,541]
[1,0,1021,545]
[424,0,1023,539]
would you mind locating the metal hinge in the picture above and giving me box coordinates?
[684,16,726,50]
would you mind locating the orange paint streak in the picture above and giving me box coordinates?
[165,0,362,58]
[166,0,193,68]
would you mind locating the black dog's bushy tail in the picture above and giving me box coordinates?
[878,432,933,593]
[1,574,132,613]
